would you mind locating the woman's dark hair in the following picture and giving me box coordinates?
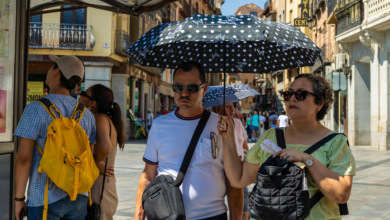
[294,74,334,121]
[53,63,81,91]
[90,84,125,150]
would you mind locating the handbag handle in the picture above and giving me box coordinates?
[173,110,211,186]
[100,115,112,205]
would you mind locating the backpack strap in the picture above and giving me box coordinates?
[304,133,340,154]
[71,102,86,123]
[275,128,286,149]
[36,98,61,119]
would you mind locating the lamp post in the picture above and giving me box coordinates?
[342,65,351,76]
[307,17,313,29]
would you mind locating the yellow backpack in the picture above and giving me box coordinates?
[35,98,99,220]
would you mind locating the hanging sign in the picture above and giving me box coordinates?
[294,18,308,27]
[301,0,309,18]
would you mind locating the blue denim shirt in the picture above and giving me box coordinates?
[14,94,96,207]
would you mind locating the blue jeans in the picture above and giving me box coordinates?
[246,126,252,139]
[28,195,88,220]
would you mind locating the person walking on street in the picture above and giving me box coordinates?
[233,108,244,126]
[214,102,248,220]
[14,55,97,220]
[246,113,252,141]
[269,111,278,129]
[278,111,290,128]
[135,62,243,220]
[259,112,265,138]
[263,111,270,131]
[144,109,154,140]
[80,84,125,220]
[218,74,355,220]
[251,110,260,142]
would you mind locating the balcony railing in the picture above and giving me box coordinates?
[115,30,131,56]
[367,0,390,19]
[328,0,337,17]
[310,44,329,73]
[29,23,94,50]
[335,0,363,35]
[180,0,191,18]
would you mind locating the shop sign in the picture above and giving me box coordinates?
[301,0,309,18]
[294,18,308,27]
[27,81,44,104]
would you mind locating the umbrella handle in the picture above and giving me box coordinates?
[221,120,227,132]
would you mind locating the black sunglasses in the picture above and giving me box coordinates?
[171,83,205,93]
[80,91,94,101]
[281,91,317,101]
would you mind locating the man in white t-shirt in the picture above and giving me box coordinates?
[135,62,243,220]
[259,113,265,137]
[277,111,289,128]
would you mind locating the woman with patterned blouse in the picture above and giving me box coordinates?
[218,74,356,220]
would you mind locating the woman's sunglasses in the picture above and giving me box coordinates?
[80,91,94,101]
[281,91,316,101]
[171,83,205,93]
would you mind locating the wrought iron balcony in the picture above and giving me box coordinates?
[29,23,94,50]
[335,0,363,35]
[367,0,390,19]
[180,0,191,18]
[115,30,131,56]
[310,44,329,73]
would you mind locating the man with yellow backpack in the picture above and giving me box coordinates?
[14,55,99,220]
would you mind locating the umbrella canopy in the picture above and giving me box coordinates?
[202,83,260,109]
[127,14,321,74]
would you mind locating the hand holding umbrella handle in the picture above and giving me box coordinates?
[221,120,227,132]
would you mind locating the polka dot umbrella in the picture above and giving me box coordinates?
[127,14,322,114]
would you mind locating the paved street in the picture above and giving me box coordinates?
[113,140,390,220]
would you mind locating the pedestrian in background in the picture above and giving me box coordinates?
[263,111,270,131]
[251,110,260,142]
[156,111,161,118]
[269,111,278,128]
[144,109,154,140]
[80,84,125,220]
[278,111,289,128]
[246,113,252,141]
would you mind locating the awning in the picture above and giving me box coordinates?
[30,0,179,16]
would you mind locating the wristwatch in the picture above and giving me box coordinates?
[304,155,314,167]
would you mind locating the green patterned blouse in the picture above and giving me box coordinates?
[245,128,356,220]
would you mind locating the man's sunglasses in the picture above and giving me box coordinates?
[80,91,94,101]
[281,91,316,101]
[171,83,205,93]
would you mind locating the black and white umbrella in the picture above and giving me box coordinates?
[202,83,260,109]
[127,14,321,114]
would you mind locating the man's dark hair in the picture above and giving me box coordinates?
[53,63,81,91]
[173,62,206,84]
[282,111,286,115]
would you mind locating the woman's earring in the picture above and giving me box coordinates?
[88,107,92,111]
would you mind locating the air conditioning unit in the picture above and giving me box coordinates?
[335,53,346,70]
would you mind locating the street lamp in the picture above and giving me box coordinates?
[307,17,314,29]
[342,65,351,76]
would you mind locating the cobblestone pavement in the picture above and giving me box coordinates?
[113,140,390,220]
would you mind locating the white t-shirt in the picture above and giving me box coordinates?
[278,115,289,127]
[147,113,154,126]
[143,110,239,220]
[259,115,265,124]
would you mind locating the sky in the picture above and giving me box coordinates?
[221,0,267,15]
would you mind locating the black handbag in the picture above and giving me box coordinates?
[142,110,211,220]
[249,128,349,220]
[86,115,112,220]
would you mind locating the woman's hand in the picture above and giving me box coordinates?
[15,201,27,220]
[274,148,310,163]
[218,115,235,141]
[97,161,115,177]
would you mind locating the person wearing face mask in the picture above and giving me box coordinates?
[135,62,243,220]
[218,74,356,220]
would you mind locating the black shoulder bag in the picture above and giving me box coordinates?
[249,128,349,220]
[142,110,211,220]
[86,115,112,220]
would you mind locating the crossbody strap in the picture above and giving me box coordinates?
[173,110,211,186]
[99,114,112,205]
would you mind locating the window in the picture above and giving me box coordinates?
[290,0,293,3]
[196,2,199,13]
[30,14,42,23]
[61,6,86,25]
[170,71,174,84]
[289,10,293,24]
[171,6,176,21]
[162,69,166,81]
[250,12,257,16]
